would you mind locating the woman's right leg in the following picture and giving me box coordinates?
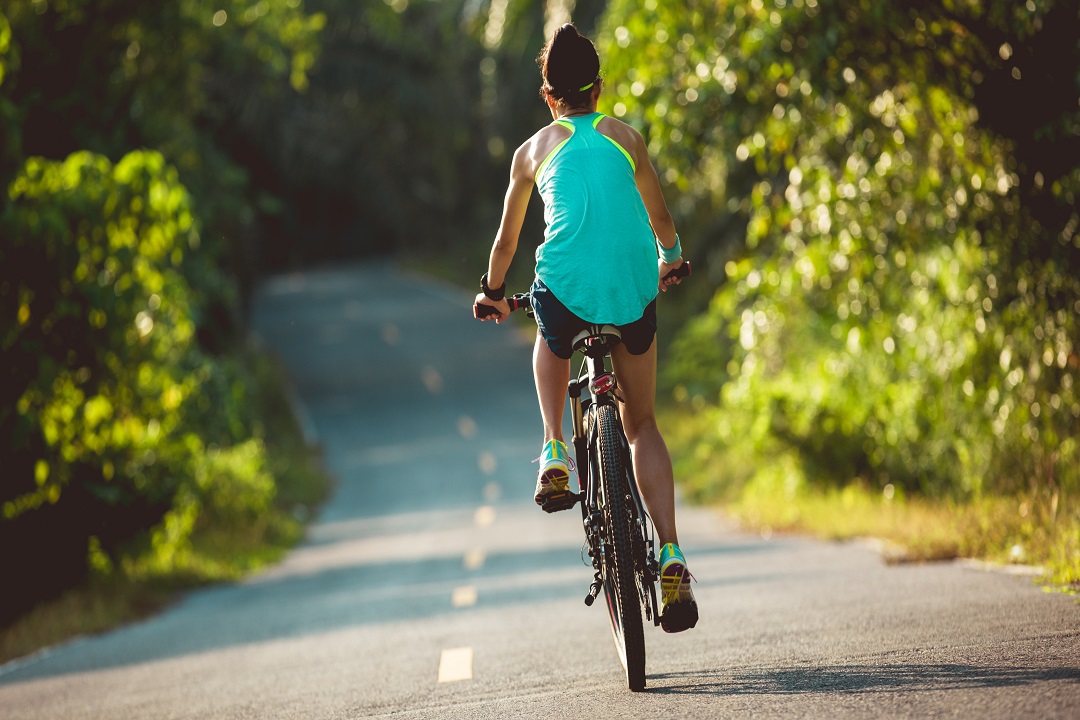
[613,339,698,632]
[610,340,679,547]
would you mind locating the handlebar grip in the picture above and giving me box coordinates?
[474,292,531,320]
[662,260,692,282]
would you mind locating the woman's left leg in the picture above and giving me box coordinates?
[533,330,570,444]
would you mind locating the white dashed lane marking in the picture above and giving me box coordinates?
[451,586,478,608]
[420,365,443,393]
[477,451,497,475]
[457,415,477,439]
[437,647,473,683]
[463,548,485,570]
[474,505,496,527]
[381,322,400,345]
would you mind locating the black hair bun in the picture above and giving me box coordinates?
[542,23,600,98]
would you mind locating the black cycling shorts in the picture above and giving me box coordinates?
[530,277,656,360]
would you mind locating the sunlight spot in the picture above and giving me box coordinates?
[135,311,154,338]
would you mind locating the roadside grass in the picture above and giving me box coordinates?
[663,407,1080,595]
[0,346,331,666]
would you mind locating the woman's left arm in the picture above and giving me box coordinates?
[488,145,534,286]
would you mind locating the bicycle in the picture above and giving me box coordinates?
[474,262,691,692]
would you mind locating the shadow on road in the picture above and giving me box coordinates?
[648,663,1080,695]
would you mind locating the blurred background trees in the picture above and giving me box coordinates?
[1,0,1077,625]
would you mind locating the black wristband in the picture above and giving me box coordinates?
[481,273,505,302]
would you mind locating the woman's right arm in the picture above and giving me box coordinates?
[627,127,684,288]
[629,129,677,249]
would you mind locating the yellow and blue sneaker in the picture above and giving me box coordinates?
[533,439,573,507]
[659,542,699,633]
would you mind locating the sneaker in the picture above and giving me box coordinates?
[659,542,699,633]
[533,439,573,506]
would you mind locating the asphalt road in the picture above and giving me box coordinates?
[1,261,1078,719]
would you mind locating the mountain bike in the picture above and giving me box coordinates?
[475,262,690,691]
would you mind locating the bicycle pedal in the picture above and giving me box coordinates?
[660,600,699,634]
[540,490,580,513]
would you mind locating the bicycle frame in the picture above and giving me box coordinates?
[476,281,693,690]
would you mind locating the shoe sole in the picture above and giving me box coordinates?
[534,468,570,505]
[660,561,688,603]
[660,560,698,632]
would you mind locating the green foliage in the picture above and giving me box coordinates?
[1,346,329,662]
[1,0,325,331]
[0,0,334,624]
[0,151,287,613]
[597,0,1079,567]
[4,150,202,521]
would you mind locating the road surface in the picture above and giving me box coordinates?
[1,261,1077,719]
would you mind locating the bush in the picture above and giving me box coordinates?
[0,150,277,623]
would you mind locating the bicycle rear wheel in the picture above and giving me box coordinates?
[596,403,646,691]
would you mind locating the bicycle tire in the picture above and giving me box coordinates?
[596,403,647,691]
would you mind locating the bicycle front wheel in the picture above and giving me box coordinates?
[596,403,646,691]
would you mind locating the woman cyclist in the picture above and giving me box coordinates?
[473,23,697,632]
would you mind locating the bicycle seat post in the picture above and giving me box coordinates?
[572,324,622,388]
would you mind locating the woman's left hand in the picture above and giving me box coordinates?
[474,294,511,322]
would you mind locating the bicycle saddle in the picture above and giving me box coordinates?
[571,324,623,357]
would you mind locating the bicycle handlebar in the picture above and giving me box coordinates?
[474,261,691,320]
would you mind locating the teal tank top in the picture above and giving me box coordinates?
[534,112,658,325]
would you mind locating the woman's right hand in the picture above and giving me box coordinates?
[659,258,686,292]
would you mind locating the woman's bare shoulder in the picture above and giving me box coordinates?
[515,122,574,175]
[596,115,644,148]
